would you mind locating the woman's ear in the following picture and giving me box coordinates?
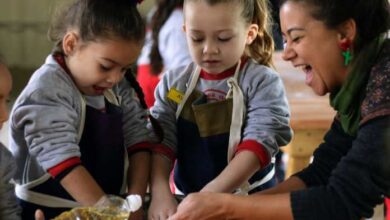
[337,18,357,44]
[246,24,259,45]
[62,32,79,55]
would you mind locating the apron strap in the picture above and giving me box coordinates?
[226,60,244,162]
[234,162,275,195]
[15,174,81,208]
[176,66,201,119]
[77,93,86,143]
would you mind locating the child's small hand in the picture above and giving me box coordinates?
[35,209,45,220]
[148,192,178,220]
[128,209,145,220]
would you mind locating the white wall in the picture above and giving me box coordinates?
[0,0,56,68]
[0,0,154,68]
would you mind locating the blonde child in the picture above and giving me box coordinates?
[8,0,155,219]
[0,58,22,220]
[149,0,292,218]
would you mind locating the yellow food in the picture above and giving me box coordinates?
[52,207,130,220]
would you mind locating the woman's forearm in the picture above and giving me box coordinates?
[257,176,307,195]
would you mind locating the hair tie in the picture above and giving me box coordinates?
[130,0,144,5]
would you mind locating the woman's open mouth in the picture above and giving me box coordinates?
[303,65,313,86]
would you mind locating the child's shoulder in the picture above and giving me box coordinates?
[0,142,14,168]
[163,62,196,87]
[25,55,78,94]
[242,59,281,82]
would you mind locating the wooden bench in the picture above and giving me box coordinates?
[273,52,336,178]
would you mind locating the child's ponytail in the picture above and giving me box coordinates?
[247,0,274,67]
[124,70,164,141]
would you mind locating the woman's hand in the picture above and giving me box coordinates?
[168,192,230,220]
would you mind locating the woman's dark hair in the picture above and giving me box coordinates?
[49,0,145,53]
[149,0,184,75]
[279,0,390,53]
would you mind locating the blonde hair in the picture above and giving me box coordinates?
[184,0,274,67]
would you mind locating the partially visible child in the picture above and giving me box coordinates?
[149,0,292,218]
[8,0,155,219]
[0,57,21,220]
[137,0,191,108]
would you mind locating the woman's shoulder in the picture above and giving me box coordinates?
[360,40,390,124]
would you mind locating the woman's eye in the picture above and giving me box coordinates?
[292,36,301,42]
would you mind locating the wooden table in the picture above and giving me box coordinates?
[273,52,336,178]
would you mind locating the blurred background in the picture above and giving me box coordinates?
[0,0,154,96]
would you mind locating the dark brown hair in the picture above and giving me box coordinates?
[149,0,184,75]
[279,0,390,54]
[49,0,145,54]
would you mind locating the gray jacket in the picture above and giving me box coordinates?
[151,59,292,161]
[9,55,156,184]
[0,143,21,220]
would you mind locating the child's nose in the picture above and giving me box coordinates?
[203,42,219,55]
[107,71,124,85]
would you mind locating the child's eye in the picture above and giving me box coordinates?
[191,37,203,43]
[218,37,231,42]
[100,65,111,71]
[6,98,11,104]
[121,67,130,74]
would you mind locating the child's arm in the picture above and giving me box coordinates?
[204,65,293,193]
[147,67,193,219]
[149,153,177,219]
[127,151,150,197]
[60,165,105,205]
[127,151,150,220]
[201,151,260,193]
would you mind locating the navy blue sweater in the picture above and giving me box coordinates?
[290,40,390,220]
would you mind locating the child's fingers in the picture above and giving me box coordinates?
[35,209,45,220]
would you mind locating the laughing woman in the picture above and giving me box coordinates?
[168,0,390,219]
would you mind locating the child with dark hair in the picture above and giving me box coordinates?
[0,57,22,220]
[8,0,155,219]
